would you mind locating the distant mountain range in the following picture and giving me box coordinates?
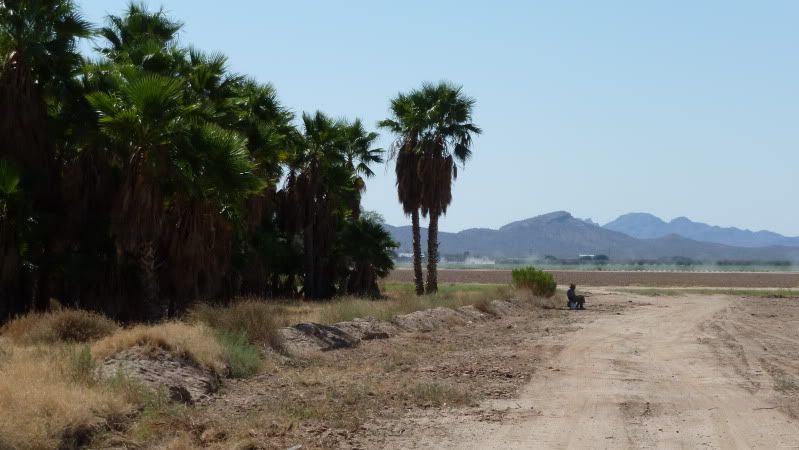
[604,213,799,248]
[384,211,799,262]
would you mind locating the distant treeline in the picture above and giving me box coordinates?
[424,254,795,267]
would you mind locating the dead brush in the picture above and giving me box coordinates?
[473,299,499,316]
[91,322,226,374]
[0,344,131,450]
[2,309,119,345]
[510,288,565,309]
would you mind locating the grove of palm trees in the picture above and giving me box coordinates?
[0,0,480,323]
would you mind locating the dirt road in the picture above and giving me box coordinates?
[386,293,799,449]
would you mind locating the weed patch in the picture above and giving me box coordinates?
[190,300,289,352]
[215,330,262,378]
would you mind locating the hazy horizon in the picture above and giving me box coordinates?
[384,210,799,237]
[78,1,799,235]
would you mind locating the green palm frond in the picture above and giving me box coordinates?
[0,159,20,195]
[188,124,264,199]
[0,0,92,82]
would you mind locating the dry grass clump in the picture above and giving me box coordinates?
[473,298,499,316]
[513,288,566,309]
[318,283,514,324]
[2,309,118,345]
[0,344,130,450]
[407,382,475,407]
[91,322,225,373]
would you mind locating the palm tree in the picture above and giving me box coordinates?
[0,1,401,322]
[86,70,193,319]
[379,92,426,295]
[416,82,480,293]
[342,118,382,220]
[0,0,92,313]
[381,83,481,294]
[340,212,398,298]
[98,2,183,74]
[285,111,360,299]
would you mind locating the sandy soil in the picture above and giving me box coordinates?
[389,268,799,287]
[379,291,799,449]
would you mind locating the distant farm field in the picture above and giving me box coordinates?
[388,268,799,288]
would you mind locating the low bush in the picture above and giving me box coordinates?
[2,309,119,345]
[511,266,557,297]
[91,322,226,374]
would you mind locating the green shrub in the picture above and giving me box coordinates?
[511,266,557,298]
[214,330,262,378]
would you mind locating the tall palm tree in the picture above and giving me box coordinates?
[342,118,382,220]
[87,70,193,319]
[0,0,92,313]
[284,111,342,299]
[381,83,481,294]
[97,2,183,74]
[415,82,480,293]
[379,92,426,295]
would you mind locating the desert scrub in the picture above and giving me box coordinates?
[0,344,130,449]
[319,283,514,323]
[2,309,118,344]
[512,266,557,297]
[190,300,289,352]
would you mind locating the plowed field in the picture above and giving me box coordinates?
[388,268,799,288]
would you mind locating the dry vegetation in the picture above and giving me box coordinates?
[91,322,227,373]
[0,282,515,449]
[0,339,130,449]
[2,309,118,345]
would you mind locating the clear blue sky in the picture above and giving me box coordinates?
[78,1,799,235]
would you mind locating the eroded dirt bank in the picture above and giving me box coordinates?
[378,291,799,449]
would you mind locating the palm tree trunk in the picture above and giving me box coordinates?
[140,240,160,321]
[303,222,315,298]
[411,208,424,295]
[33,244,52,312]
[425,209,439,294]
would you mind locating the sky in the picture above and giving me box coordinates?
[77,1,799,235]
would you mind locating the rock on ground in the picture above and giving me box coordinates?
[96,345,221,403]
